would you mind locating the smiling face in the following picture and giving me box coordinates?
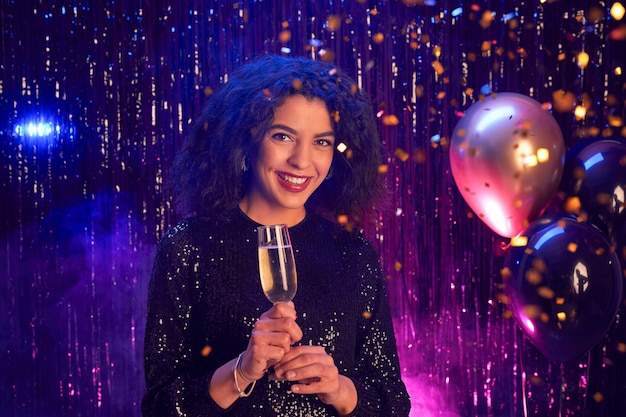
[240,95,335,226]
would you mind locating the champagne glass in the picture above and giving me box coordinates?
[257,224,297,303]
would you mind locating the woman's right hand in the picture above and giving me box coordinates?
[240,301,303,381]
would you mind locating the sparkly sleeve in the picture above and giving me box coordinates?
[347,236,411,416]
[141,223,228,417]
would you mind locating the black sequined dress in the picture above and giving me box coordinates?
[142,208,411,416]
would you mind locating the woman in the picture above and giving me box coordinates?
[142,55,411,416]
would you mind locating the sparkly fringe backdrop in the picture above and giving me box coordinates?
[1,1,625,416]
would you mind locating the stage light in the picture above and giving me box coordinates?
[11,117,75,146]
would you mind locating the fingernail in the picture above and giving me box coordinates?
[286,371,296,379]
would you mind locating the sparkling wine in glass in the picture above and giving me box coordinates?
[257,224,297,303]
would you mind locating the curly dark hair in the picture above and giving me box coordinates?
[171,55,386,227]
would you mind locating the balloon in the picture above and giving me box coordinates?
[450,93,565,237]
[559,136,626,239]
[503,214,623,362]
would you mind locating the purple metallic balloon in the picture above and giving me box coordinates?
[450,93,565,237]
[503,214,623,362]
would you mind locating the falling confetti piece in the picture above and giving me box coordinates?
[525,269,542,285]
[279,30,291,43]
[537,286,555,299]
[394,148,409,162]
[432,61,445,75]
[201,345,212,357]
[383,115,400,126]
[523,304,541,318]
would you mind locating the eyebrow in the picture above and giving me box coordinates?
[269,124,335,138]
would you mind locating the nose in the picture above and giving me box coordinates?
[286,141,312,170]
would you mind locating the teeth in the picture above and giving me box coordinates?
[280,173,307,185]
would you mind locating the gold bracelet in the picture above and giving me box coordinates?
[234,352,256,397]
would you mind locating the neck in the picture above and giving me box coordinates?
[238,199,306,227]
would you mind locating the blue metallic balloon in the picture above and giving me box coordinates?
[560,137,626,238]
[503,214,623,362]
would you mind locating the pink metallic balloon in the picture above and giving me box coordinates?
[450,93,565,237]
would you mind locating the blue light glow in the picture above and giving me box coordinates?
[533,227,565,250]
[12,118,74,146]
[583,152,604,170]
[14,122,59,137]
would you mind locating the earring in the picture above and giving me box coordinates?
[241,156,249,172]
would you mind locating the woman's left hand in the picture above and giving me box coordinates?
[272,345,357,414]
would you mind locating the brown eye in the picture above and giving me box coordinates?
[271,133,293,142]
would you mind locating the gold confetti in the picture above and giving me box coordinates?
[394,261,402,272]
[362,311,372,319]
[479,10,495,29]
[383,115,400,126]
[576,51,590,68]
[279,30,291,43]
[326,15,341,32]
[532,259,547,272]
[537,286,555,299]
[372,33,385,44]
[394,148,409,162]
[525,269,543,285]
[611,2,626,20]
[510,236,528,247]
[337,214,349,224]
[608,115,624,127]
[552,90,577,113]
[432,61,445,75]
[201,345,213,357]
[593,392,605,403]
[497,293,510,304]
[563,196,582,214]
[378,164,388,174]
[524,305,541,318]
[413,149,426,163]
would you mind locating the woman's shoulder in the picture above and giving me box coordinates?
[159,209,255,249]
[159,215,224,245]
